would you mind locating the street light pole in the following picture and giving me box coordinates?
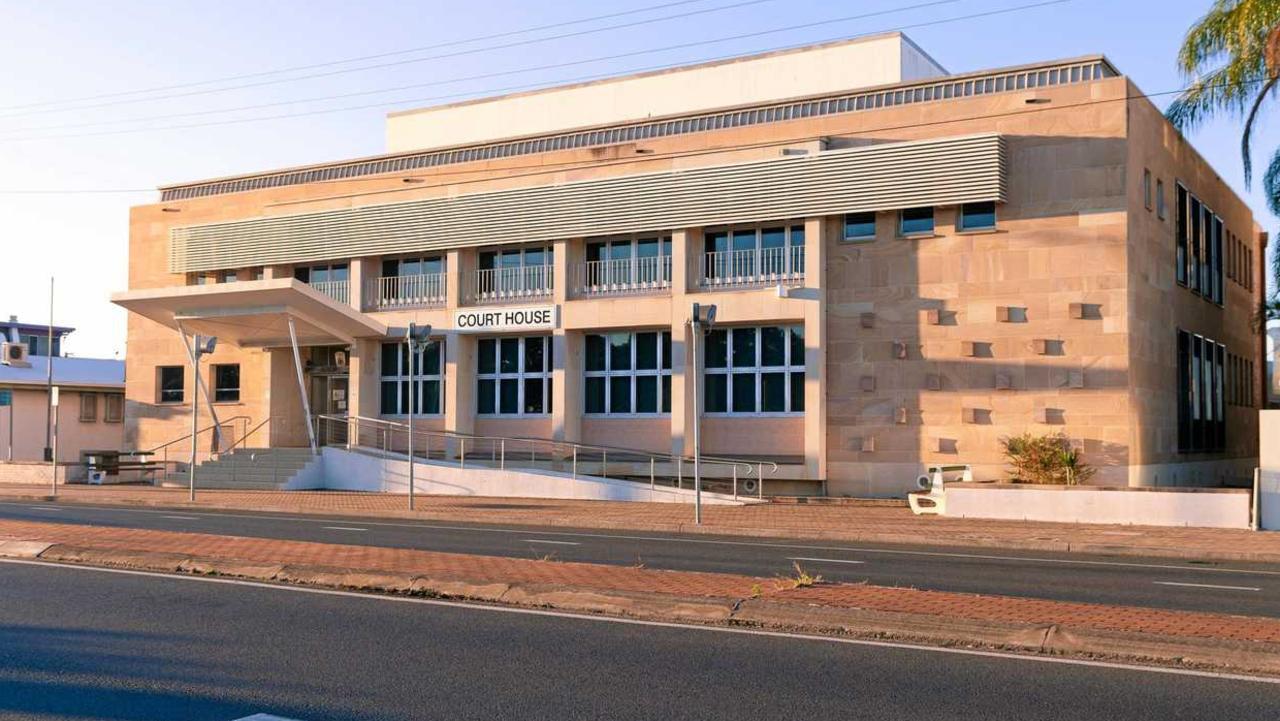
[690,303,717,525]
[187,334,217,502]
[406,323,432,510]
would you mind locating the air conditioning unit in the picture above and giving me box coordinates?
[1,342,30,368]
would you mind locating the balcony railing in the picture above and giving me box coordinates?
[366,273,447,311]
[471,265,554,303]
[308,279,350,305]
[573,255,672,297]
[700,246,805,288]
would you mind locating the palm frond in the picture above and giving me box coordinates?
[1241,76,1279,182]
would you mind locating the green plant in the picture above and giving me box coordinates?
[774,561,824,590]
[999,432,1096,485]
[1167,2,1280,312]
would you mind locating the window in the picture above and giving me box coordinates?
[19,334,60,357]
[477,336,552,415]
[79,393,97,422]
[703,326,804,415]
[382,255,444,278]
[1143,168,1152,210]
[1176,330,1226,453]
[1211,215,1224,305]
[703,224,805,281]
[958,201,996,232]
[842,212,876,241]
[1156,179,1166,220]
[585,331,672,415]
[212,364,240,403]
[380,340,444,415]
[477,246,553,297]
[293,263,349,284]
[899,207,934,236]
[1175,184,1188,286]
[221,270,238,283]
[157,366,184,403]
[104,393,124,423]
[252,267,266,281]
[584,236,672,287]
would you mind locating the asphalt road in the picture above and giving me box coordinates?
[2,499,1279,617]
[0,560,1276,721]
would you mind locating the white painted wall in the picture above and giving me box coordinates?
[944,485,1251,529]
[1259,410,1280,530]
[385,34,947,153]
[310,447,748,504]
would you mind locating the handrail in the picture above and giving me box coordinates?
[321,413,779,477]
[145,415,253,455]
[222,416,275,455]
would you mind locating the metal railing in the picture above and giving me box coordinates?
[143,415,251,481]
[308,279,350,305]
[366,273,447,310]
[145,416,315,488]
[470,265,553,303]
[573,255,672,297]
[701,246,805,288]
[317,414,778,499]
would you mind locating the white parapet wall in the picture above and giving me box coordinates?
[1259,410,1280,531]
[294,447,749,505]
[943,483,1252,529]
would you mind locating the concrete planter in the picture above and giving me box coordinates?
[944,482,1251,529]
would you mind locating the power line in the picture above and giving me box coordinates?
[0,0,1064,143]
[0,0,961,135]
[0,0,715,112]
[2,78,1232,198]
[0,0,778,119]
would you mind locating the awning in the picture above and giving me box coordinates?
[111,279,388,348]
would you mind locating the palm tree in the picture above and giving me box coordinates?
[1166,1,1280,314]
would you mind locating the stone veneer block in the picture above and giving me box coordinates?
[996,306,1012,322]
[860,436,876,452]
[961,341,978,357]
[860,375,876,392]
[1033,339,1050,355]
[1069,302,1085,319]
[860,312,875,329]
[995,372,1013,390]
[962,407,980,424]
[926,309,942,326]
[1066,370,1085,389]
[925,374,942,391]
[895,407,909,425]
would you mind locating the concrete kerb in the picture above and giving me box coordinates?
[6,489,1280,564]
[17,540,1280,677]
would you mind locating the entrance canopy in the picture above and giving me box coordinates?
[111,279,387,348]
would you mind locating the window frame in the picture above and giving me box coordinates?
[104,393,124,423]
[583,330,673,417]
[842,211,877,242]
[157,366,184,404]
[702,325,805,417]
[1142,168,1152,210]
[379,339,445,416]
[701,222,807,278]
[79,392,97,422]
[1156,178,1166,220]
[898,207,935,237]
[476,335,553,417]
[212,363,241,403]
[957,201,997,232]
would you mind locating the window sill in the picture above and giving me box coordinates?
[897,232,941,240]
[840,236,876,244]
[955,227,999,236]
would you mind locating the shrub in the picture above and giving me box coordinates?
[999,432,1096,485]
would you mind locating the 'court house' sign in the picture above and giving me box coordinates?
[453,306,558,333]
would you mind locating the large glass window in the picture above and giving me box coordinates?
[1175,183,1188,286]
[382,255,444,278]
[212,364,240,403]
[380,340,444,415]
[584,236,672,288]
[585,331,673,415]
[703,326,804,415]
[477,246,553,297]
[293,263,349,284]
[477,336,552,415]
[157,366,184,404]
[1176,329,1226,453]
[703,224,805,282]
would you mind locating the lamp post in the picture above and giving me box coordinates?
[188,334,217,502]
[406,323,432,510]
[690,302,717,525]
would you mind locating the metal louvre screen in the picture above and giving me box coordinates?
[170,133,1006,273]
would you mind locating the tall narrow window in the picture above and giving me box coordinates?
[1176,330,1190,452]
[476,336,552,416]
[79,393,97,422]
[213,364,240,403]
[104,393,124,423]
[1142,168,1152,210]
[1175,184,1188,286]
[380,340,444,415]
[1189,195,1202,293]
[158,366,184,404]
[1156,179,1166,220]
[1211,216,1224,304]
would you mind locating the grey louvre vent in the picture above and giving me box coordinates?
[159,59,1109,202]
[170,133,1006,273]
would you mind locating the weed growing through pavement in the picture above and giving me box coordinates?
[531,550,560,563]
[774,561,824,590]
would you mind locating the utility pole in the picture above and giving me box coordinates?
[690,303,717,525]
[406,323,431,510]
[43,277,53,462]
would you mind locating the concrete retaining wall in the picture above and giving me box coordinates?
[945,483,1251,529]
[308,447,747,504]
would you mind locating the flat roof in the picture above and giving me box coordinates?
[0,356,124,390]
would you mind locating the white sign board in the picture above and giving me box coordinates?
[50,386,59,407]
[453,306,558,333]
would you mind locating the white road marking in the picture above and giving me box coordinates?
[4,501,1278,578]
[233,715,304,721]
[322,526,367,532]
[522,539,580,546]
[162,515,198,520]
[2,557,1276,685]
[25,505,60,511]
[1153,581,1262,592]
[788,556,866,565]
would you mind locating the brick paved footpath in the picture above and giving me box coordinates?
[0,484,1277,563]
[2,517,1279,647]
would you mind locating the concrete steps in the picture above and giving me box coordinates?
[159,447,319,490]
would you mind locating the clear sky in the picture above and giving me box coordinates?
[1,0,1275,358]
